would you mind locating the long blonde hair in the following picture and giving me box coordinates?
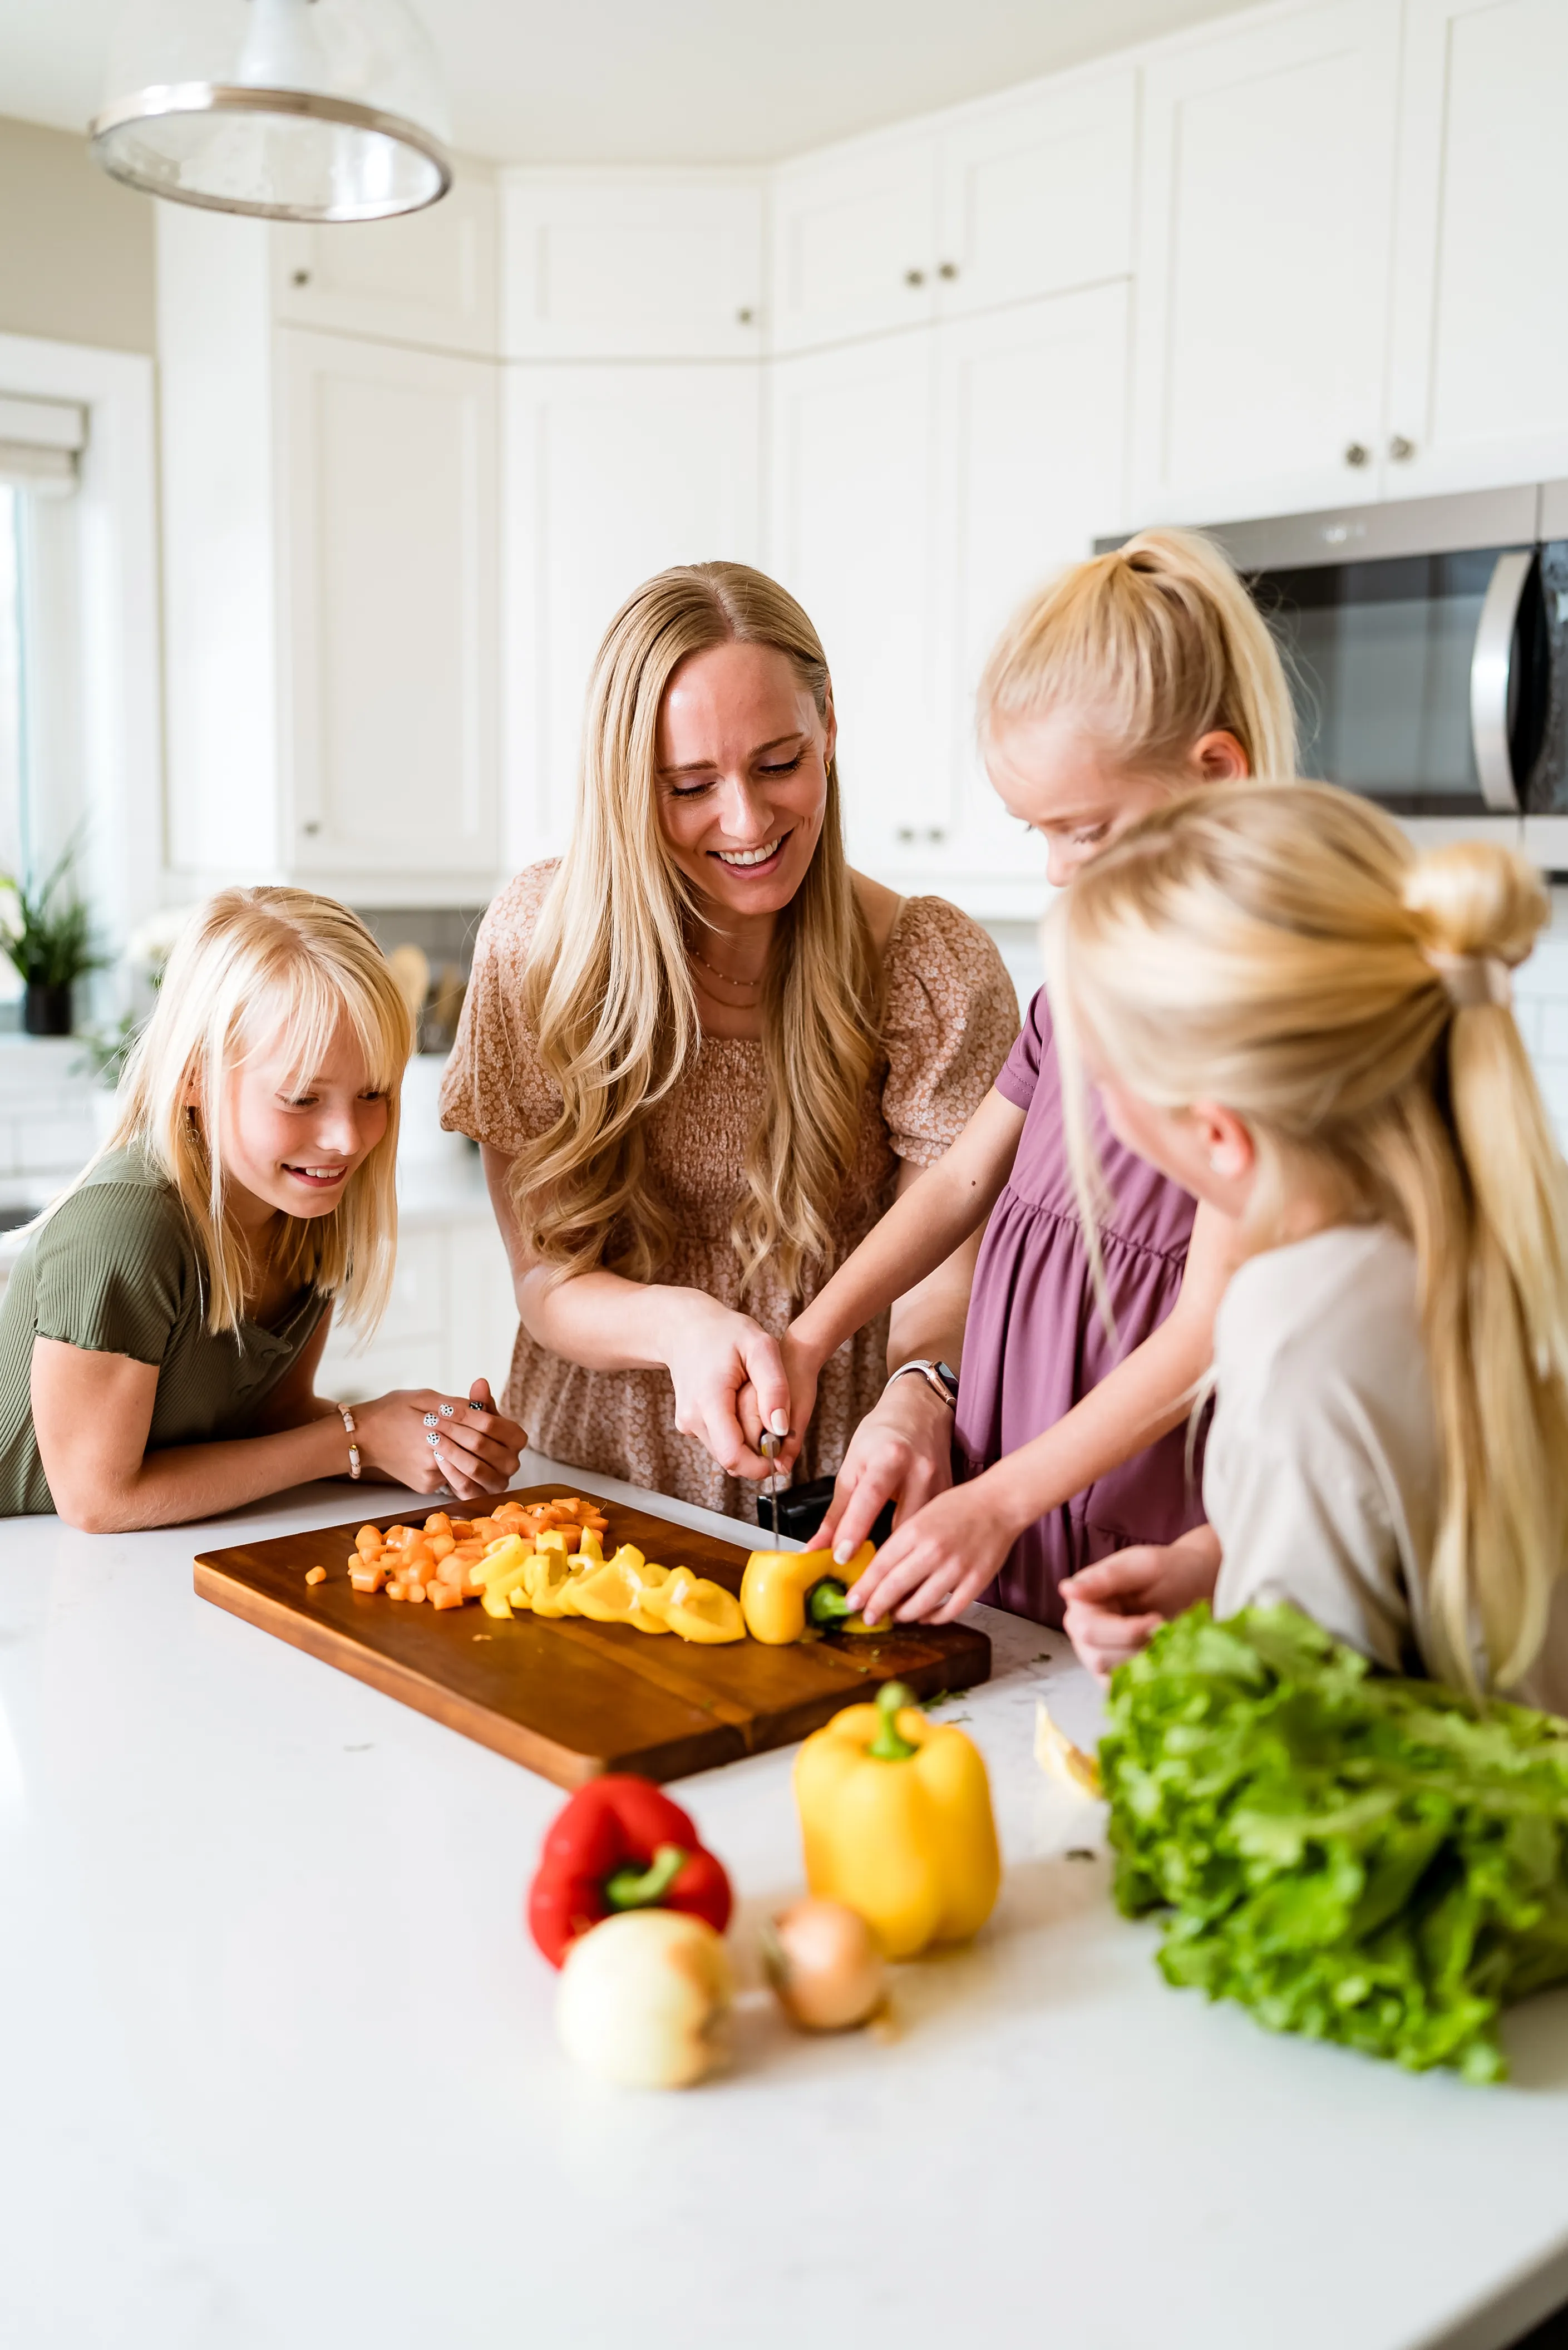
[979,526,1297,783]
[65,888,412,1337]
[515,562,879,1298]
[1048,781,1568,1696]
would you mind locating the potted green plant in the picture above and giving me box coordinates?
[0,849,105,1036]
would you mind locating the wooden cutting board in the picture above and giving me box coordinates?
[194,1484,990,1788]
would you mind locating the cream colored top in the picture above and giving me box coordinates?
[1207,1221,1568,1715]
[440,861,1019,1523]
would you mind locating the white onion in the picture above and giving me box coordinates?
[556,1909,733,2090]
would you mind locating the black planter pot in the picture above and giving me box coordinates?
[23,982,73,1037]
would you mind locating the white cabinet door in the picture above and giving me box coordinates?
[934,283,1132,915]
[280,332,499,883]
[500,174,765,359]
[1387,0,1568,497]
[770,137,939,354]
[935,70,1137,321]
[273,171,497,356]
[766,332,942,874]
[1132,0,1403,526]
[504,363,761,869]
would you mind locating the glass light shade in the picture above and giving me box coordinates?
[91,0,452,221]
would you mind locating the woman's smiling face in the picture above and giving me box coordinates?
[654,641,833,917]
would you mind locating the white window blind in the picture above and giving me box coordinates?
[0,395,86,496]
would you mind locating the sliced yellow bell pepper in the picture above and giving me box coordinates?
[574,1526,607,1569]
[467,1533,536,1605]
[535,1527,571,1559]
[526,1550,584,1618]
[794,1681,1000,1959]
[480,1584,517,1620]
[657,1568,746,1645]
[741,1540,876,1643]
[574,1556,672,1634]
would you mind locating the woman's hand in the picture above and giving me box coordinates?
[812,1375,955,1561]
[352,1377,527,1502]
[1059,1528,1221,1682]
[661,1293,793,1481]
[844,1471,1019,1627]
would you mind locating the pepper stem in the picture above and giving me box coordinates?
[604,1843,688,1909]
[806,1577,852,1627]
[867,1680,918,1761]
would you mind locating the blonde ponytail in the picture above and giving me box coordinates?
[979,526,1296,783]
[1051,782,1568,1697]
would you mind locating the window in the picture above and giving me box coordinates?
[0,483,23,882]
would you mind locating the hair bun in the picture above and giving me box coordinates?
[1403,839,1549,971]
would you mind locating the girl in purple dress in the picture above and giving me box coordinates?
[777,528,1298,1629]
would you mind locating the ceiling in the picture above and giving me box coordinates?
[1,0,1256,167]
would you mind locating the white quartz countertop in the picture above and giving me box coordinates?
[4,1455,1568,2350]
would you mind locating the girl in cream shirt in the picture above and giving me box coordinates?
[1050,781,1568,1716]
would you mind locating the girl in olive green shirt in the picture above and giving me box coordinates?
[0,887,526,1528]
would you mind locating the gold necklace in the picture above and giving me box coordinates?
[688,943,765,994]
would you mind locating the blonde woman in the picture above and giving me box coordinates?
[0,889,527,1528]
[773,528,1295,1628]
[439,562,1018,1520]
[1054,784,1568,1708]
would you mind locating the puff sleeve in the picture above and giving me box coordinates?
[879,898,1020,1167]
[439,861,564,1155]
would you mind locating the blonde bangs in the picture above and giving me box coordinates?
[66,887,411,1341]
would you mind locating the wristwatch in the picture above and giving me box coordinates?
[886,1358,959,1411]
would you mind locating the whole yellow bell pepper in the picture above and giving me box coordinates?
[657,1568,746,1646]
[794,1681,1000,1959]
[741,1541,876,1643]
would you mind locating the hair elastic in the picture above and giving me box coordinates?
[1426,950,1513,1011]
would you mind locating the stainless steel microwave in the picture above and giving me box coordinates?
[1099,484,1568,832]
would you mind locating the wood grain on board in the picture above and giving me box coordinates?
[194,1484,990,1788]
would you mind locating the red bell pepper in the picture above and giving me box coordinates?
[527,1774,733,1967]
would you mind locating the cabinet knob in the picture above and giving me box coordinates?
[1343,441,1371,469]
[938,261,959,281]
[896,825,916,843]
[926,826,946,843]
[904,267,926,288]
[737,306,755,326]
[291,268,311,288]
[301,820,322,836]
[1388,434,1416,462]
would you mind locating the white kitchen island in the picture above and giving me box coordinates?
[4,1455,1567,2350]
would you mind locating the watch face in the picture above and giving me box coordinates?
[934,1361,960,1400]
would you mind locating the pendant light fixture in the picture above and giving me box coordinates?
[90,0,452,222]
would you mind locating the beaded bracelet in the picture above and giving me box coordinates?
[336,1402,362,1480]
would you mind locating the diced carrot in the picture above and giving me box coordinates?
[382,1524,413,1547]
[386,1580,406,1600]
[494,1500,526,1521]
[430,1583,464,1610]
[428,1533,455,1563]
[356,1525,383,1558]
[305,1566,327,1586]
[469,1517,500,1546]
[434,1553,468,1591]
[407,1583,427,1604]
[401,1541,435,1580]
[349,1565,386,1593]
[424,1511,453,1535]
[451,1539,484,1564]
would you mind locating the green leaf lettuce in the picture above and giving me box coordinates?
[1101,1604,1568,2081]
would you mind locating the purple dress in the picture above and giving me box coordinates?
[955,986,1209,1625]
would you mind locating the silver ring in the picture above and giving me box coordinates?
[440,1403,455,1418]
[422,1412,437,1428]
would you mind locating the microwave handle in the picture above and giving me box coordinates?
[1470,549,1534,812]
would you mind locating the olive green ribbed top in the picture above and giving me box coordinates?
[0,1147,327,1516]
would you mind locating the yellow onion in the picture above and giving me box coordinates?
[760,1897,886,2032]
[556,1909,732,2089]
